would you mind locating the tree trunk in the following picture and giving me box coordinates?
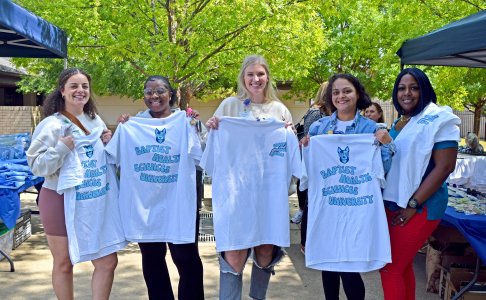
[473,98,486,138]
[473,104,482,137]
[179,83,193,110]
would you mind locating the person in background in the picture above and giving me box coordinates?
[205,54,296,300]
[116,75,204,300]
[380,68,460,300]
[27,68,116,300]
[305,73,394,300]
[364,101,385,123]
[292,81,329,256]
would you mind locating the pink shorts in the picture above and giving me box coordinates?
[38,187,67,237]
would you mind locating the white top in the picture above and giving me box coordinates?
[27,112,106,191]
[383,103,461,207]
[334,119,354,134]
[105,111,202,243]
[200,117,301,251]
[58,127,127,264]
[304,134,391,272]
[214,96,293,123]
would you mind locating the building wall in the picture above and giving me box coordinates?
[2,94,482,139]
[0,106,40,135]
[94,95,147,130]
[95,92,311,130]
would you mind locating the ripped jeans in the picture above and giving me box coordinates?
[218,246,285,300]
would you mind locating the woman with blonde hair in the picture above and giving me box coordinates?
[205,55,299,300]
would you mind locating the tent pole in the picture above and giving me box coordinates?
[400,63,404,70]
[64,58,67,70]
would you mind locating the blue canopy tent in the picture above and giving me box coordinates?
[0,0,67,58]
[397,10,486,68]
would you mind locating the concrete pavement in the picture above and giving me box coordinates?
[0,187,439,299]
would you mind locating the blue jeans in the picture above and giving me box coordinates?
[218,246,285,300]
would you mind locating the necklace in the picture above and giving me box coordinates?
[243,98,271,119]
[399,115,411,123]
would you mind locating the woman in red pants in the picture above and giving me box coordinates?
[380,68,460,300]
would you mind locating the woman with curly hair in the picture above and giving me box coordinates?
[27,68,115,300]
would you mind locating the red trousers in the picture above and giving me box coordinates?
[380,207,440,300]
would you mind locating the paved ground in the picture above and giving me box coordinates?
[0,186,439,299]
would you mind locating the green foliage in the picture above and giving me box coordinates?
[10,0,486,117]
[13,0,325,105]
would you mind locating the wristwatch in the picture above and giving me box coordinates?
[407,198,420,209]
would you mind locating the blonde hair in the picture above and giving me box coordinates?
[236,55,279,102]
[313,81,330,115]
[313,81,328,107]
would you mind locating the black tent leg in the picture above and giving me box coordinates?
[0,249,15,272]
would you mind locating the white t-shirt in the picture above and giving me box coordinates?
[27,112,107,191]
[105,111,202,243]
[304,134,391,272]
[58,127,127,264]
[334,119,354,134]
[200,117,301,251]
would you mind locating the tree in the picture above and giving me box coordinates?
[13,0,486,138]
[292,0,485,138]
[14,0,325,108]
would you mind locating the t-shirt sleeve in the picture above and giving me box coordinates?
[434,120,460,143]
[287,128,302,179]
[433,140,458,150]
[104,125,121,166]
[299,145,309,191]
[186,118,203,163]
[95,114,108,129]
[199,130,215,175]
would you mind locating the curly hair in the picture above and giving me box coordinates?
[324,73,371,113]
[392,68,436,117]
[143,75,178,107]
[236,55,279,102]
[42,68,98,118]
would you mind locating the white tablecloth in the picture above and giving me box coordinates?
[448,155,486,192]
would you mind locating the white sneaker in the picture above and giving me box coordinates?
[290,210,303,224]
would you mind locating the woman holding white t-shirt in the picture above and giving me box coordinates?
[305,73,394,300]
[27,68,115,300]
[205,55,294,300]
[116,75,204,300]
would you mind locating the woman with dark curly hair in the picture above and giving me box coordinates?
[305,73,395,300]
[27,68,115,300]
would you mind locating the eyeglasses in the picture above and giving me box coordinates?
[143,88,168,96]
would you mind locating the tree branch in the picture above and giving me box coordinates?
[418,0,443,18]
[193,0,211,17]
[459,0,484,10]
[125,58,150,77]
